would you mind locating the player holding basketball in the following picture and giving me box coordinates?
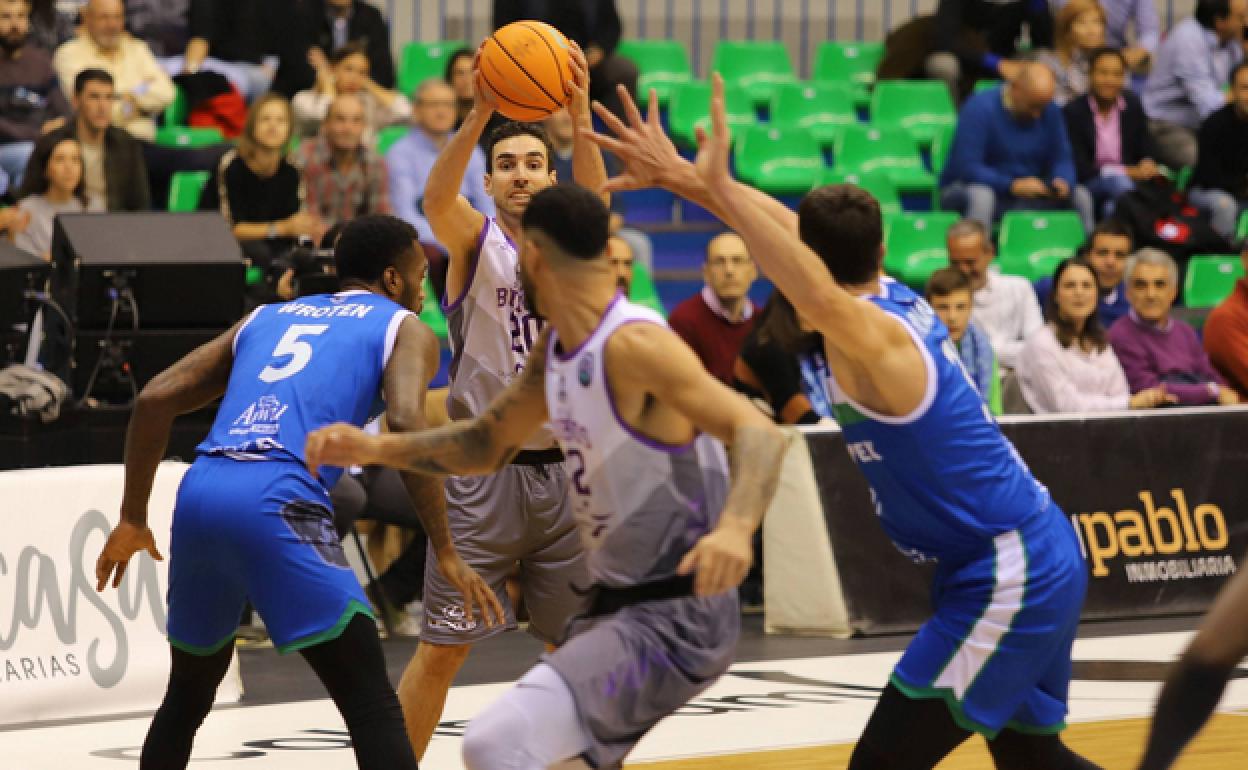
[306,184,787,769]
[94,216,499,770]
[392,40,609,758]
[585,78,1104,769]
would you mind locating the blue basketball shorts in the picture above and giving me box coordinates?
[165,455,372,656]
[891,502,1088,738]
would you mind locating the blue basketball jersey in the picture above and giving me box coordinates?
[198,290,412,489]
[823,278,1049,562]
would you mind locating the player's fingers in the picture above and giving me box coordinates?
[112,559,129,589]
[709,73,727,141]
[694,125,708,151]
[582,127,627,157]
[95,557,112,593]
[147,543,165,562]
[484,584,505,627]
[601,174,643,194]
[676,547,699,577]
[618,83,645,130]
[591,100,630,139]
[646,88,660,126]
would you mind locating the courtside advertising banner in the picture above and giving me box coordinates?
[0,462,242,725]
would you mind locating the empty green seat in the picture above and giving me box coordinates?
[164,85,188,127]
[419,276,448,340]
[1184,255,1245,308]
[617,39,692,108]
[167,170,210,212]
[154,125,224,148]
[822,168,902,217]
[1238,210,1248,241]
[668,80,756,147]
[629,261,665,316]
[871,80,957,147]
[711,40,796,107]
[734,125,824,195]
[997,211,1085,281]
[376,125,409,155]
[398,41,464,97]
[929,123,956,175]
[884,212,958,287]
[813,41,883,108]
[835,124,935,195]
[770,81,856,149]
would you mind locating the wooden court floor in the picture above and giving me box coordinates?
[633,713,1248,769]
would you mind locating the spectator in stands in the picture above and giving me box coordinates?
[732,293,832,425]
[1187,62,1248,239]
[387,78,492,250]
[293,93,389,232]
[927,267,996,405]
[919,0,1053,99]
[494,0,638,120]
[0,204,30,236]
[668,231,757,383]
[1039,0,1107,107]
[1036,219,1134,325]
[1019,257,1174,412]
[1065,47,1160,231]
[0,0,70,191]
[940,62,1077,229]
[1203,243,1248,397]
[179,0,314,100]
[946,218,1044,370]
[1109,248,1238,405]
[307,0,395,90]
[201,94,322,275]
[52,0,174,143]
[1142,0,1247,170]
[294,42,409,140]
[124,0,189,59]
[1051,0,1159,74]
[12,136,103,260]
[21,68,150,211]
[444,47,473,130]
[606,233,633,292]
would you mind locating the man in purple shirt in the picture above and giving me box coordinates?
[1108,247,1240,405]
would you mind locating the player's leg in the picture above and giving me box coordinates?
[299,612,419,770]
[847,682,972,769]
[517,462,589,646]
[986,729,1102,770]
[461,663,592,770]
[1136,553,1248,770]
[140,643,236,769]
[397,640,472,758]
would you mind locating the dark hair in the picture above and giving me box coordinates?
[485,120,554,173]
[74,67,114,95]
[1196,0,1231,29]
[330,41,370,67]
[1086,218,1134,251]
[22,135,88,205]
[334,215,419,284]
[1045,257,1108,351]
[522,185,609,260]
[1087,46,1126,71]
[925,267,971,299]
[797,184,883,285]
[444,47,473,81]
[756,291,821,354]
[320,222,346,250]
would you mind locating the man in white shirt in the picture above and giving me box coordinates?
[946,218,1043,370]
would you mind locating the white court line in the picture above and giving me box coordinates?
[8,631,1239,769]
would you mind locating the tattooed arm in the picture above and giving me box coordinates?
[306,328,552,477]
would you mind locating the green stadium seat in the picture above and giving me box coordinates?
[770,81,856,149]
[617,39,692,108]
[629,260,665,316]
[997,210,1085,281]
[1184,255,1245,308]
[871,80,957,147]
[167,170,210,212]
[813,41,883,108]
[164,85,188,127]
[734,125,824,195]
[419,276,448,340]
[884,212,958,288]
[974,79,1001,93]
[822,168,902,217]
[376,125,409,155]
[1238,210,1248,241]
[711,40,796,107]
[834,124,935,195]
[154,125,224,148]
[398,41,464,98]
[668,80,756,148]
[929,124,956,175]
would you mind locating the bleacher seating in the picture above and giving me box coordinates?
[668,80,756,148]
[397,40,464,97]
[770,81,856,150]
[376,125,408,155]
[617,39,693,108]
[997,211,1085,281]
[167,170,210,212]
[870,80,957,148]
[823,169,902,217]
[834,125,935,198]
[734,125,823,196]
[1184,255,1245,309]
[884,212,958,288]
[711,40,796,107]
[813,41,883,109]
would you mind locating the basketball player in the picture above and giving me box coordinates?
[94,216,500,770]
[1136,558,1248,769]
[392,41,609,758]
[585,78,1103,769]
[305,184,787,769]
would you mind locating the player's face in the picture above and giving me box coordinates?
[389,244,428,313]
[486,135,555,216]
[947,233,993,289]
[930,289,972,344]
[1085,234,1131,289]
[1054,264,1099,325]
[1126,262,1177,324]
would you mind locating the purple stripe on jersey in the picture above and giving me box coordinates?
[442,217,493,314]
[603,319,698,454]
[554,291,625,363]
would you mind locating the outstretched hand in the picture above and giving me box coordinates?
[305,422,380,478]
[692,73,734,192]
[582,84,686,194]
[471,44,498,114]
[676,521,753,597]
[96,519,164,592]
[565,40,592,121]
[439,553,506,629]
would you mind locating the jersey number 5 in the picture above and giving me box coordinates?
[259,324,329,383]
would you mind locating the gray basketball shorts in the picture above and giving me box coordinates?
[544,592,741,768]
[421,461,588,645]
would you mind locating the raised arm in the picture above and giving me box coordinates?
[565,42,610,207]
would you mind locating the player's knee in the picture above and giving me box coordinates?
[461,701,528,770]
[418,641,472,667]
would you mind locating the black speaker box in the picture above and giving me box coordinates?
[74,327,225,401]
[51,212,245,329]
[0,241,51,329]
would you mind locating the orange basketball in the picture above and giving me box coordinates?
[479,21,573,122]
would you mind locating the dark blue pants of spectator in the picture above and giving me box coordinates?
[940,183,1072,230]
[1074,174,1135,232]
